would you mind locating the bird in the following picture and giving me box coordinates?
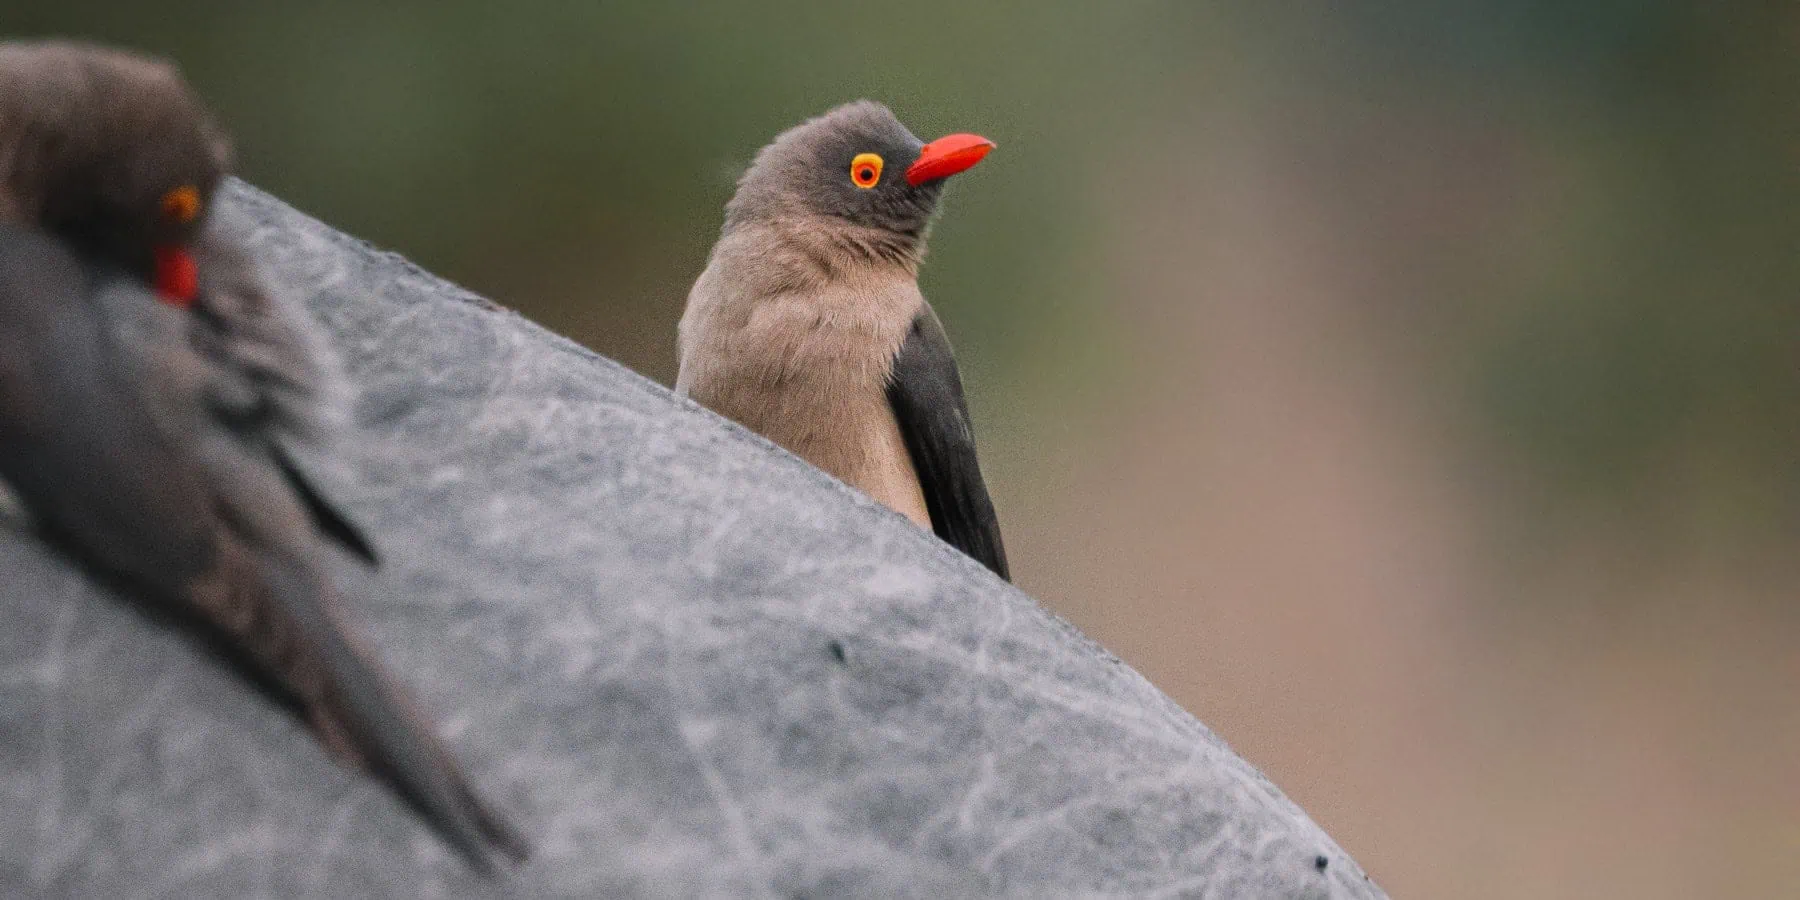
[677,101,1010,580]
[0,41,528,871]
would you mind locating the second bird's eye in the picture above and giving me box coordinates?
[160,185,201,224]
[850,153,883,189]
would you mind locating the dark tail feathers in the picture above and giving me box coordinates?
[260,554,531,873]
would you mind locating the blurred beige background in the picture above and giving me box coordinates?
[11,3,1796,896]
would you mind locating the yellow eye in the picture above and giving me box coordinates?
[160,185,201,224]
[850,153,883,189]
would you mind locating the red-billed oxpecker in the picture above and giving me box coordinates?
[0,41,528,871]
[677,101,1009,579]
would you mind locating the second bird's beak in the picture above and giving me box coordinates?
[154,245,199,308]
[906,133,996,186]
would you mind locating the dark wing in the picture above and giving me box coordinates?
[189,224,380,567]
[885,303,1010,580]
[272,446,380,565]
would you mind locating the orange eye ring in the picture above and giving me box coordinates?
[850,152,883,189]
[160,185,201,224]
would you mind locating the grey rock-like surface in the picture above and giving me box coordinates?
[0,181,1384,898]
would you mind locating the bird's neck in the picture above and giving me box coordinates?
[722,215,923,286]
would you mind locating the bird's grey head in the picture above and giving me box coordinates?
[723,101,994,258]
[2,42,232,291]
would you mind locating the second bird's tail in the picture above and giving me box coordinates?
[258,553,532,873]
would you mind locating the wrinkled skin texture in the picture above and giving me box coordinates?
[1,182,1384,898]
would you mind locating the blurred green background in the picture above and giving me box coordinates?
[11,2,1796,896]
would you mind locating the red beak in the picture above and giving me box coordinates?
[906,133,996,186]
[154,245,198,308]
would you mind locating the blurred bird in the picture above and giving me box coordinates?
[0,41,528,870]
[678,101,1009,580]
